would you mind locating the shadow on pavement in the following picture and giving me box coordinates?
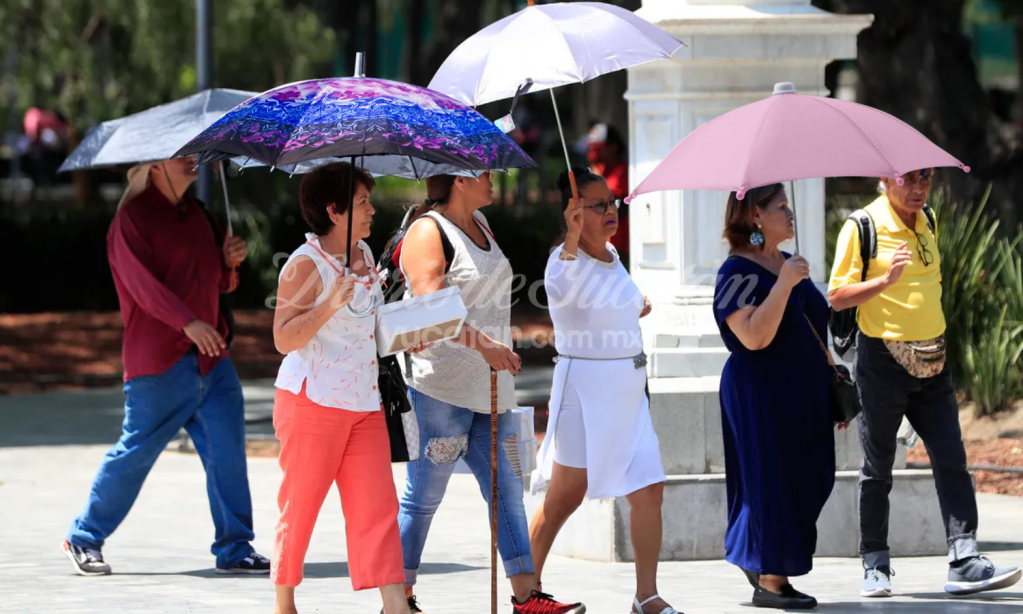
[301,561,485,579]
[980,542,1023,552]
[0,388,126,448]
[810,599,1023,613]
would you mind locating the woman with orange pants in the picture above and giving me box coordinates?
[270,162,411,614]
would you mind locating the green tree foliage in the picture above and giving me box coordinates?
[0,0,336,137]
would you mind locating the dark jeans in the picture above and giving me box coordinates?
[855,332,979,568]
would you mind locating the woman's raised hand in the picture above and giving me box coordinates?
[327,274,357,311]
[564,197,584,238]
[778,255,810,289]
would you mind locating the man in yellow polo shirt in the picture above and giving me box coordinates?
[829,168,1020,599]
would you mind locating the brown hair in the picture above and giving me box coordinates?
[722,183,785,251]
[298,162,376,235]
[405,174,458,225]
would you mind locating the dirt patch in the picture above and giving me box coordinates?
[959,402,1023,441]
[906,438,1023,496]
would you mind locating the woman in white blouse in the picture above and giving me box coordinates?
[529,168,680,614]
[270,163,410,614]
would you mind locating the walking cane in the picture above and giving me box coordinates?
[490,367,499,614]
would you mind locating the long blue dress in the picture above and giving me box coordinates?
[713,254,836,577]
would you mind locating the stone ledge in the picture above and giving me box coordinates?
[525,470,946,562]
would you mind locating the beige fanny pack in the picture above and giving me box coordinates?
[884,336,947,378]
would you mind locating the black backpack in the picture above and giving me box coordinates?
[828,205,936,360]
[375,210,455,460]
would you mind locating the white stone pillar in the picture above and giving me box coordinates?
[627,0,874,361]
[526,1,947,563]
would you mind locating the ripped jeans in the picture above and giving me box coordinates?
[397,387,534,586]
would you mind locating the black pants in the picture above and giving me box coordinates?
[855,333,979,568]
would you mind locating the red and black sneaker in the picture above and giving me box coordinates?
[512,590,586,614]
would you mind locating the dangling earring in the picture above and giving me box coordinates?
[750,224,765,246]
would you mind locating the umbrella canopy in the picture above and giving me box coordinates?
[627,82,970,203]
[428,1,683,107]
[174,77,537,176]
[58,88,258,172]
[230,154,496,180]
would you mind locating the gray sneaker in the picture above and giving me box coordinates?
[861,565,893,598]
[945,556,1022,596]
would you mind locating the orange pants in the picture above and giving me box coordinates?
[271,386,404,589]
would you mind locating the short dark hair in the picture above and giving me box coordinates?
[555,166,606,210]
[722,183,785,250]
[298,162,376,235]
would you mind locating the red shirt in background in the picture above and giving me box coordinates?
[593,160,630,260]
[107,184,237,381]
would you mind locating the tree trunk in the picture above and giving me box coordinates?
[813,0,1023,227]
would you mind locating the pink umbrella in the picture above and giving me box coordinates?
[626,82,969,203]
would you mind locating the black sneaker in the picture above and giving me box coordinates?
[62,539,111,576]
[945,556,1021,595]
[215,552,271,574]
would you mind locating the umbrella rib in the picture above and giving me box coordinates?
[808,97,900,178]
[408,156,420,181]
[534,8,585,84]
[736,98,780,194]
[597,4,685,58]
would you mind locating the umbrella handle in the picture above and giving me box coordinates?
[490,368,498,614]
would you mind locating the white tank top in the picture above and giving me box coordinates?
[274,234,383,412]
[400,210,516,412]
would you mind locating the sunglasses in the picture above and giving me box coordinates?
[581,198,622,215]
[915,231,934,267]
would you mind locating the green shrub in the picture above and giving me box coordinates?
[933,186,1023,415]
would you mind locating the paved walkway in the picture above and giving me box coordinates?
[2,387,1023,613]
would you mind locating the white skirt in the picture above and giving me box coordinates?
[531,357,666,500]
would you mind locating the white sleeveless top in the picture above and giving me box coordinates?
[546,243,644,359]
[400,210,516,412]
[274,235,383,412]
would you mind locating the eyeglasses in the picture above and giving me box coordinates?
[915,231,934,267]
[900,169,934,184]
[582,199,622,215]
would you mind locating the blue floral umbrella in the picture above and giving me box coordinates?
[175,74,535,316]
[174,77,537,179]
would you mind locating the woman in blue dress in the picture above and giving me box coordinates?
[712,183,840,610]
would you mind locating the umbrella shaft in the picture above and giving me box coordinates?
[220,162,233,236]
[550,90,573,182]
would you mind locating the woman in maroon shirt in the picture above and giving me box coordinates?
[62,157,271,576]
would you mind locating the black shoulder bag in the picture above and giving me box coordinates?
[805,313,861,423]
[375,211,455,462]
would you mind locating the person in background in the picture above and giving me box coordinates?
[396,172,585,614]
[528,168,677,614]
[713,183,838,610]
[829,169,1021,598]
[586,122,629,268]
[63,158,269,576]
[270,162,410,614]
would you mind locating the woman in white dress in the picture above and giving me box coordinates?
[529,168,681,614]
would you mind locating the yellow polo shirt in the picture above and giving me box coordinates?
[828,194,945,341]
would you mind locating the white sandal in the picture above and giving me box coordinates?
[632,594,682,614]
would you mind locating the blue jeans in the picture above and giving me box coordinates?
[67,352,256,569]
[397,388,534,586]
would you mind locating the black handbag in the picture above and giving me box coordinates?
[804,313,861,423]
[375,210,456,463]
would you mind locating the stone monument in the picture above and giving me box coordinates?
[525,0,947,562]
